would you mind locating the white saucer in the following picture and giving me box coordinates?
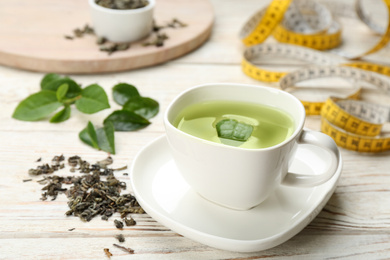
[130,135,342,252]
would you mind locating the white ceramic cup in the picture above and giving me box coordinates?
[88,0,155,43]
[164,83,341,210]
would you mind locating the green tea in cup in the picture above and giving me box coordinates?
[173,100,294,149]
[164,83,340,210]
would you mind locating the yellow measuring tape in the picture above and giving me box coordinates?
[239,0,390,153]
[240,0,390,58]
[279,65,390,153]
[321,98,390,153]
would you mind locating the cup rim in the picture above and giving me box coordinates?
[164,83,306,152]
[88,0,155,14]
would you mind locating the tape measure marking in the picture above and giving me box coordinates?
[280,65,390,152]
[241,0,292,46]
[240,0,390,152]
[242,43,340,83]
[240,0,390,58]
[321,117,390,153]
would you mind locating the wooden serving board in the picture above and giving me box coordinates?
[0,0,214,74]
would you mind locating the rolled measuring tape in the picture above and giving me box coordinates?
[240,0,390,59]
[239,0,390,152]
[242,43,390,83]
[242,43,342,83]
[279,65,390,153]
[279,65,390,114]
[241,44,390,152]
[321,98,390,153]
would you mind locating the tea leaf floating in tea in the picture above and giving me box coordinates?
[174,100,294,149]
[216,119,254,142]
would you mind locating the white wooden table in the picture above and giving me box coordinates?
[1,0,390,259]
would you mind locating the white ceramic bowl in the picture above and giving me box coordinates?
[88,0,155,43]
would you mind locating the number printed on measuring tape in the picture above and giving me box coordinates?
[321,98,390,153]
[240,0,390,58]
[239,0,390,153]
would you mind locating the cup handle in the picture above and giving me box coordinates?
[282,130,341,187]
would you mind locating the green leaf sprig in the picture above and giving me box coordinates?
[11,74,159,155]
[79,121,116,154]
[79,83,159,154]
[12,73,110,123]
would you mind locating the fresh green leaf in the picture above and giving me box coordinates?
[42,78,82,99]
[122,96,159,119]
[50,105,71,123]
[56,83,69,102]
[75,84,110,114]
[112,83,140,106]
[40,73,63,89]
[216,119,253,142]
[96,121,116,154]
[79,121,100,149]
[104,110,150,131]
[12,90,63,121]
[79,121,116,154]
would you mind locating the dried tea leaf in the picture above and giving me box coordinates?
[114,219,124,229]
[113,243,134,254]
[104,248,112,258]
[96,0,149,10]
[124,216,136,226]
[115,234,125,243]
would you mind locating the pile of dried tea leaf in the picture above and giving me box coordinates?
[29,155,143,257]
[30,155,144,222]
[95,0,149,10]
